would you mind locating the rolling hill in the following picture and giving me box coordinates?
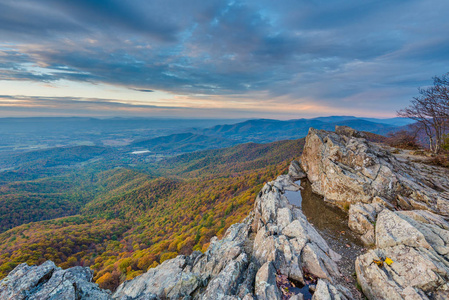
[128,132,236,154]
[0,146,109,169]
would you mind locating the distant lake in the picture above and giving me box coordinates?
[131,150,151,154]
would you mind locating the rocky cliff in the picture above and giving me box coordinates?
[301,126,449,299]
[2,126,449,300]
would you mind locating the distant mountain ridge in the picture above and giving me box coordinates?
[1,116,413,170]
[309,116,414,126]
[186,116,409,145]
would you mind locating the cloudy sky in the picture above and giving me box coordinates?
[0,0,448,118]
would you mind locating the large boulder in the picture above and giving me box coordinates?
[0,261,110,300]
[113,255,201,299]
[288,160,307,180]
[300,127,449,215]
[355,209,449,299]
[255,262,282,300]
[348,201,386,245]
[113,222,251,299]
[356,245,449,300]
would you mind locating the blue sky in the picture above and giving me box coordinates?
[0,0,448,118]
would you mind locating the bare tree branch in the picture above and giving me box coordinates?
[397,72,449,153]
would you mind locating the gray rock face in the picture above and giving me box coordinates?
[300,127,449,214]
[255,262,282,300]
[348,202,384,245]
[312,279,351,300]
[0,261,110,300]
[288,160,307,180]
[113,255,200,299]
[356,244,449,300]
[355,209,449,299]
[300,127,449,299]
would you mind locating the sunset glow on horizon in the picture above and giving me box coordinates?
[1,0,448,118]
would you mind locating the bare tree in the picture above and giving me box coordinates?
[397,73,449,153]
[434,73,449,117]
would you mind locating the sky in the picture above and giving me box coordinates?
[0,0,448,119]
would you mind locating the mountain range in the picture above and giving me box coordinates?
[0,116,413,172]
[128,116,412,154]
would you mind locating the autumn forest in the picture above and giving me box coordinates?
[0,138,304,290]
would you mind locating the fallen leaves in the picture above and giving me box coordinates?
[371,259,384,268]
[275,271,297,299]
[370,257,394,268]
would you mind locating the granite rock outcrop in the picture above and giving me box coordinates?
[0,261,110,300]
[301,126,449,299]
[301,126,449,214]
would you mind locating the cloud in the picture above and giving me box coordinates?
[0,0,448,117]
[130,88,154,93]
[0,92,400,119]
[0,94,188,117]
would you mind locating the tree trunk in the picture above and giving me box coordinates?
[429,136,434,153]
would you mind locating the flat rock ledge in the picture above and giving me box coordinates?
[301,126,449,299]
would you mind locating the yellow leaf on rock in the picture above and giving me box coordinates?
[373,259,383,267]
[385,257,393,265]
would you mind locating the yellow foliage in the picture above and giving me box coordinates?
[160,251,178,263]
[201,243,210,253]
[126,270,143,280]
[94,256,104,264]
[137,254,155,270]
[168,240,179,252]
[96,272,113,285]
[148,261,159,270]
[216,228,225,237]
